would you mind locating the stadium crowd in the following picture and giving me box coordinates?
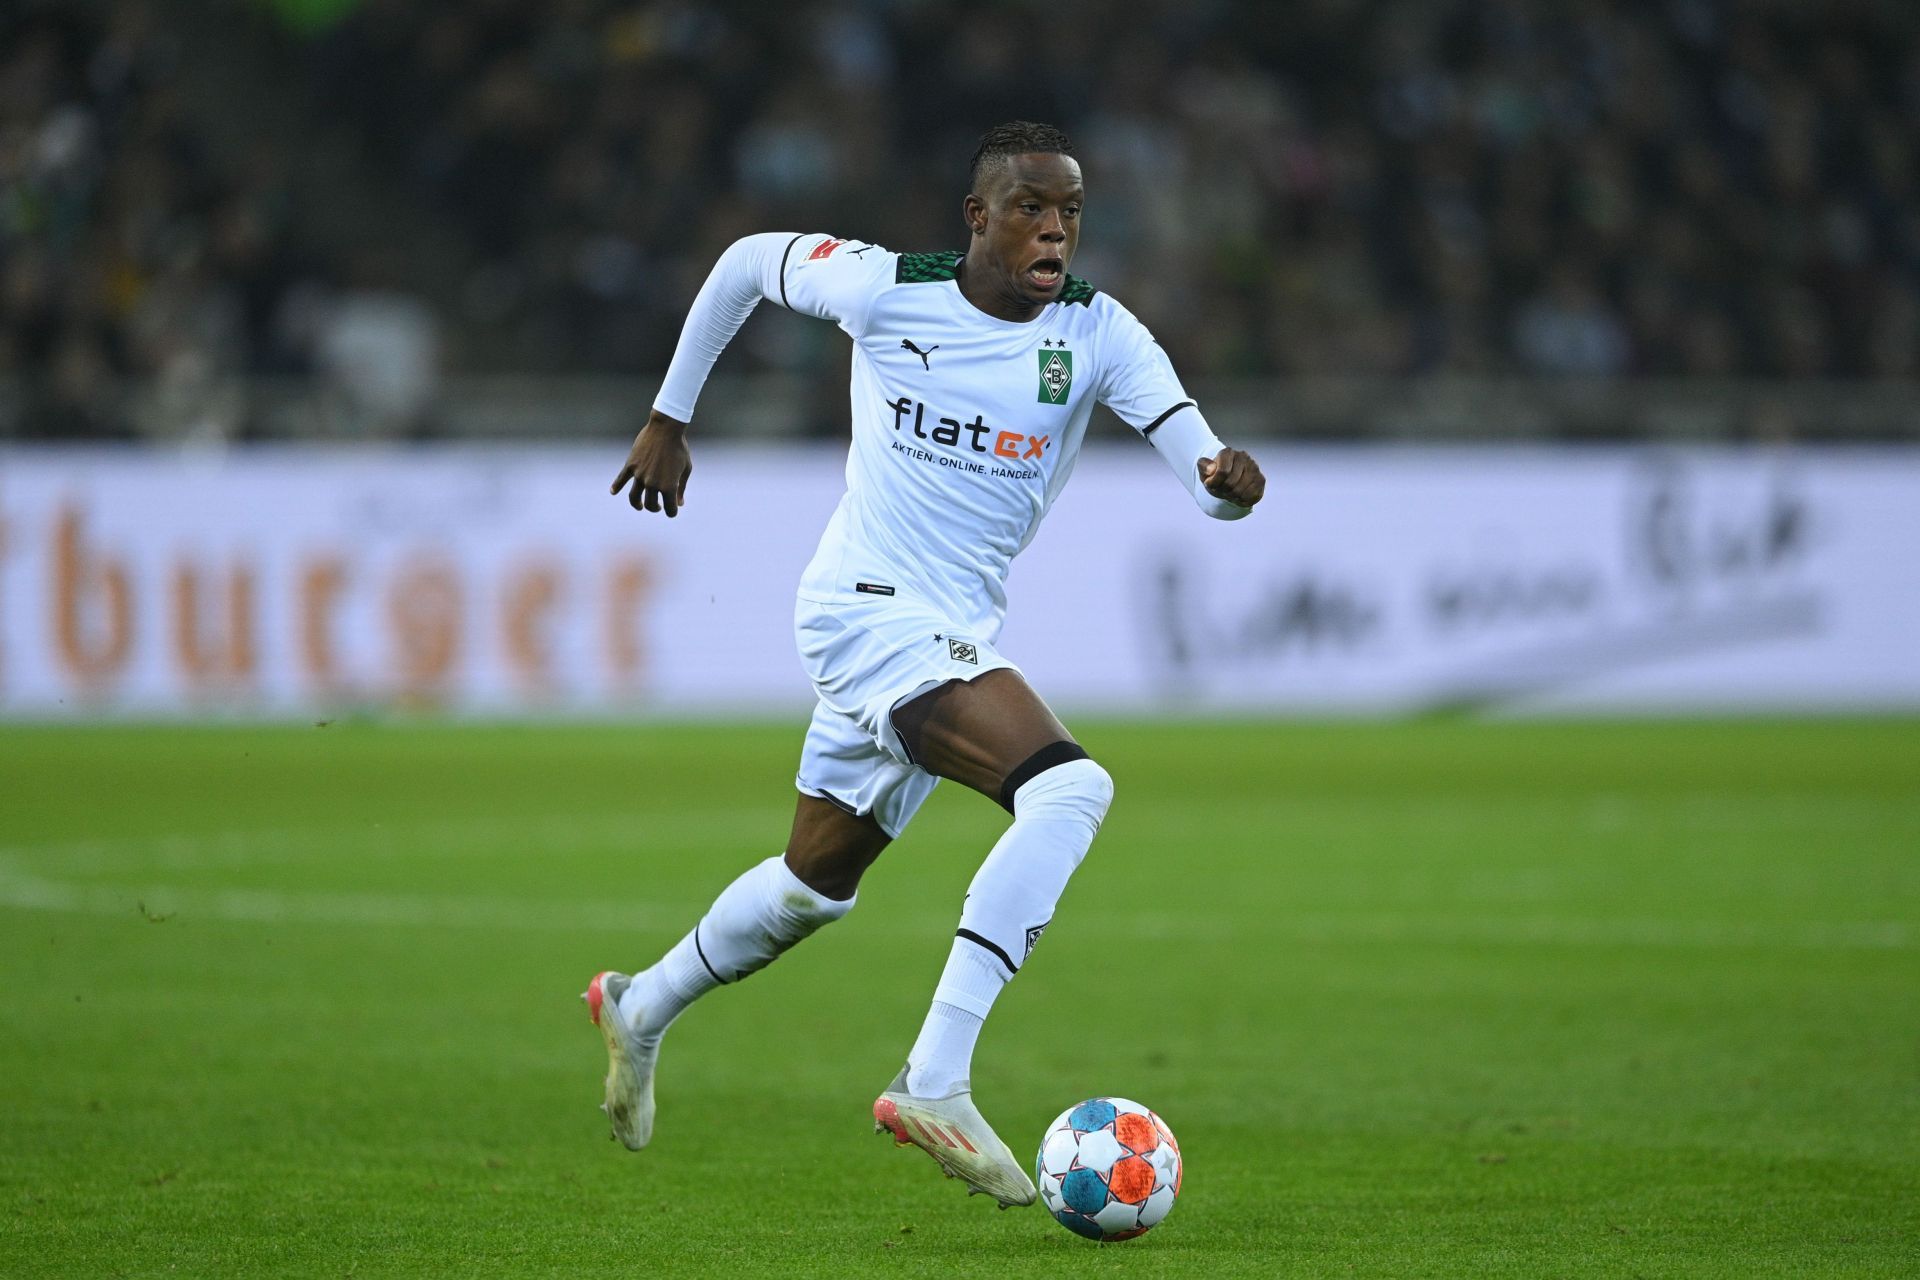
[4,0,1919,438]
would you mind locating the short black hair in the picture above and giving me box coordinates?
[968,121,1075,192]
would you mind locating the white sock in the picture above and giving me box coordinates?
[905,939,1006,1096]
[905,758,1114,1096]
[620,854,854,1042]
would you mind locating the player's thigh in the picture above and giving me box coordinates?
[784,793,891,901]
[893,668,1076,800]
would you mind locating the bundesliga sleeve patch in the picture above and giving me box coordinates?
[1038,344,1074,404]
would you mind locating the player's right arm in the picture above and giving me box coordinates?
[611,407,693,516]
[611,233,885,516]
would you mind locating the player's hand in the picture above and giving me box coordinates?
[611,411,693,517]
[1198,448,1265,509]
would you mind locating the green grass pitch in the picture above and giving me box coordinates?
[1,720,1915,1277]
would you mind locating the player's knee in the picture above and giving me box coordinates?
[787,885,857,930]
[782,851,870,907]
[1003,749,1113,827]
[1060,758,1115,825]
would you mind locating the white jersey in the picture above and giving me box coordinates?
[653,233,1247,637]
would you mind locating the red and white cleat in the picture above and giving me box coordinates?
[872,1067,1037,1208]
[582,971,657,1151]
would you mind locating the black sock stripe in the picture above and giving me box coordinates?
[956,927,1018,976]
[1141,401,1196,441]
[998,740,1091,813]
[777,234,805,309]
[692,923,727,985]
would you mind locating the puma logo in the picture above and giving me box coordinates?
[901,339,939,370]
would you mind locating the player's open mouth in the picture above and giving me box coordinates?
[1026,259,1063,290]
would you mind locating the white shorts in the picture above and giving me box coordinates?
[793,594,1019,838]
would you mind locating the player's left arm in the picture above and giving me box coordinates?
[1199,447,1264,507]
[1166,413,1265,513]
[1099,309,1264,518]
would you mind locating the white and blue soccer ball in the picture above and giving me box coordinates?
[1035,1097,1182,1241]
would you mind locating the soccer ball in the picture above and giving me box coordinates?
[1035,1097,1182,1241]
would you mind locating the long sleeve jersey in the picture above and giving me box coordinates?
[655,233,1248,637]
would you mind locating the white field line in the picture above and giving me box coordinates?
[0,817,1909,950]
[0,814,772,933]
[0,862,687,933]
[0,857,1907,951]
[0,812,781,875]
[16,790,1907,875]
[1204,913,1913,952]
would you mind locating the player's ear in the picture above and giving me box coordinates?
[963,192,987,237]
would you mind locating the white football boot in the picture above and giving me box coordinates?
[872,1067,1037,1208]
[582,971,657,1150]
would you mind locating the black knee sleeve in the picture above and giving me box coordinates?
[998,741,1091,813]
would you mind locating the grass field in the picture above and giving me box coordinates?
[1,720,1915,1277]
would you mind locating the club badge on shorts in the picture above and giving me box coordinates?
[948,639,978,664]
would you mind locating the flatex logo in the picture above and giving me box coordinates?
[887,396,1051,460]
[1037,339,1073,404]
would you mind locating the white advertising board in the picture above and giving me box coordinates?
[1,445,1914,717]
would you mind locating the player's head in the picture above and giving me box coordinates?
[963,121,1082,309]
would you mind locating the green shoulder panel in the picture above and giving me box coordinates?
[895,252,963,284]
[892,252,1096,305]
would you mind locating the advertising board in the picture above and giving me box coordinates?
[2,446,1913,717]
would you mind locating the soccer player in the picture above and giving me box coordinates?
[592,121,1265,1207]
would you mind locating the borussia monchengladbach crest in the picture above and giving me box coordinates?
[1037,346,1073,404]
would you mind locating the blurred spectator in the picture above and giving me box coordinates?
[6,0,1920,440]
[315,290,441,437]
[1515,263,1630,377]
[1,1,309,438]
